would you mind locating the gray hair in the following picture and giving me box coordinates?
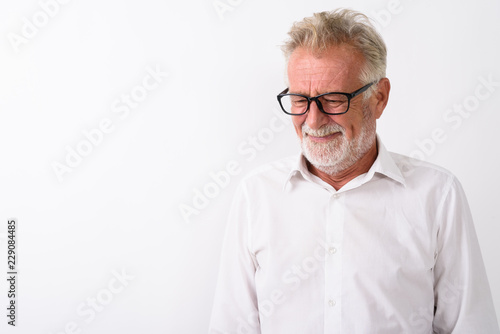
[282,9,387,95]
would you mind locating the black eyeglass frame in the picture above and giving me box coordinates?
[277,81,376,116]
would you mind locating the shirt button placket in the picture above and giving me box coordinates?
[325,192,343,333]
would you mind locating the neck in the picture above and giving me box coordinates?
[307,140,378,190]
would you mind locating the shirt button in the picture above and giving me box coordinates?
[329,299,336,307]
[333,194,340,199]
[329,247,337,254]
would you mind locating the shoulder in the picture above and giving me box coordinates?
[239,155,297,189]
[389,151,459,192]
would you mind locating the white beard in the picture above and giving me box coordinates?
[300,106,376,175]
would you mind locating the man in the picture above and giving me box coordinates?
[209,9,499,333]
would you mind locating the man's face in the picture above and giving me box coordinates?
[287,44,380,175]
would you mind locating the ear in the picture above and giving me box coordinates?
[372,78,390,119]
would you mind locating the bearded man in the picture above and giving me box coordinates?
[209,9,499,334]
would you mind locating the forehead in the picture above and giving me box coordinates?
[287,44,365,93]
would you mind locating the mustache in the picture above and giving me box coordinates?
[302,123,345,137]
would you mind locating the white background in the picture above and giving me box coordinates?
[0,0,499,333]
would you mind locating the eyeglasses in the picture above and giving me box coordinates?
[277,81,376,116]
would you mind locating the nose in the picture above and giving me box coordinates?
[306,99,330,130]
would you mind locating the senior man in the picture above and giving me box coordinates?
[209,9,499,333]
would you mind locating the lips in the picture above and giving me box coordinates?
[305,131,340,143]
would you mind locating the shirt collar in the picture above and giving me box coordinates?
[284,136,406,191]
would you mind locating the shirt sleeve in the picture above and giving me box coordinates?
[433,176,499,333]
[209,182,261,334]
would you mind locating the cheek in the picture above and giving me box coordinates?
[292,116,305,139]
[335,112,364,139]
[336,119,356,140]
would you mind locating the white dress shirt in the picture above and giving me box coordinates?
[209,139,499,334]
